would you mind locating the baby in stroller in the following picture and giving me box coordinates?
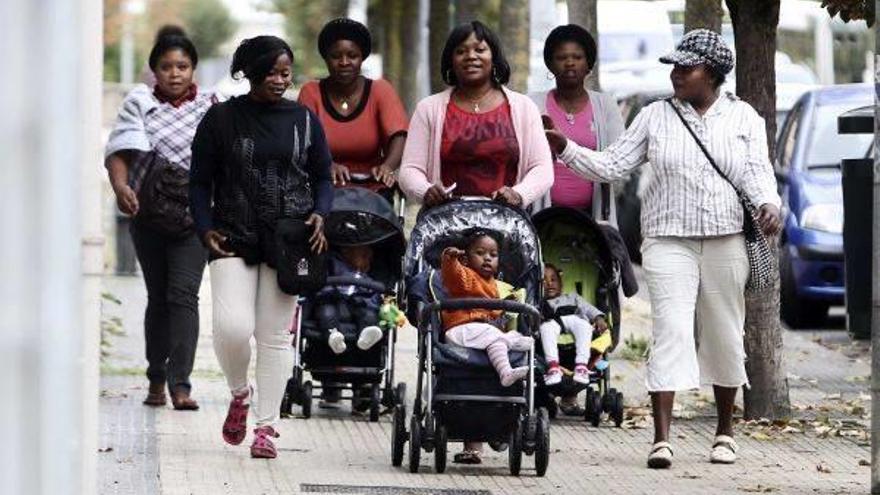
[440,230,533,387]
[316,244,385,355]
[540,263,611,386]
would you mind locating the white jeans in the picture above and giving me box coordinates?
[539,315,593,365]
[210,258,296,427]
[642,235,749,392]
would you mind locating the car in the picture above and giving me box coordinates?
[775,84,872,328]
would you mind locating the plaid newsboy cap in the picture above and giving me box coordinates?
[659,28,734,75]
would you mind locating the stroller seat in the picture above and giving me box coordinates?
[433,341,528,371]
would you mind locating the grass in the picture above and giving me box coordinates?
[617,334,650,362]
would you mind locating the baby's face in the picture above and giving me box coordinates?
[543,267,562,298]
[340,245,373,272]
[465,235,499,280]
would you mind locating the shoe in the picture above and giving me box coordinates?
[710,435,738,464]
[222,387,251,446]
[559,401,585,417]
[250,425,280,459]
[508,335,534,352]
[328,329,347,354]
[142,382,166,407]
[319,385,342,409]
[544,366,563,386]
[594,359,609,372]
[170,388,199,411]
[647,441,673,469]
[452,450,482,464]
[356,326,383,350]
[573,364,591,385]
[500,366,529,387]
[352,385,371,413]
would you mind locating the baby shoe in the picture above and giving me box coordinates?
[328,328,347,354]
[357,325,383,350]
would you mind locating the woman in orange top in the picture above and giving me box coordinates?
[298,18,408,199]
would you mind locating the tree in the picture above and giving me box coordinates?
[271,0,349,78]
[499,0,529,92]
[429,0,451,92]
[685,0,723,33]
[455,0,482,24]
[820,0,875,24]
[566,0,599,90]
[182,0,237,58]
[725,0,791,421]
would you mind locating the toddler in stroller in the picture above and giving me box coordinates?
[540,263,612,386]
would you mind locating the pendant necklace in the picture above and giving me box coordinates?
[461,87,493,113]
[341,98,350,111]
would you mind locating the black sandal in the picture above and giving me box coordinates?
[453,450,482,464]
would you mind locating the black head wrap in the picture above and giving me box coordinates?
[318,18,372,59]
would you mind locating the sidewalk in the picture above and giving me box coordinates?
[98,273,870,494]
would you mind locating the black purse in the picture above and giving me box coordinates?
[274,218,327,296]
[666,99,777,291]
[136,153,194,238]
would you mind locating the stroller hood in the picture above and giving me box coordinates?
[405,200,543,305]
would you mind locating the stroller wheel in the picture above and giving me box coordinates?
[534,408,550,477]
[585,388,602,427]
[546,397,558,420]
[612,390,625,427]
[394,382,407,408]
[301,381,313,419]
[391,403,407,466]
[408,415,422,473]
[508,414,524,476]
[369,383,381,422]
[280,377,297,417]
[434,424,448,473]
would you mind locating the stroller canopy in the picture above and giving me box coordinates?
[405,200,543,305]
[325,187,406,285]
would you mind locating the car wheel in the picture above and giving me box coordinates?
[780,248,829,329]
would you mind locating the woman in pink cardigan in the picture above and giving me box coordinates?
[398,21,553,210]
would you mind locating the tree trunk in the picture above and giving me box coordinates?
[455,0,481,25]
[381,0,404,91]
[499,0,529,92]
[566,0,599,90]
[429,0,451,92]
[398,0,420,111]
[726,0,790,421]
[685,0,723,34]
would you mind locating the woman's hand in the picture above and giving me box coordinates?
[306,213,328,254]
[544,129,568,157]
[331,162,351,186]
[757,203,782,236]
[113,183,139,216]
[371,163,397,188]
[492,186,523,207]
[203,230,235,257]
[424,184,452,207]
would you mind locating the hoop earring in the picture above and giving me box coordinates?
[444,69,452,83]
[546,71,555,80]
[492,66,500,84]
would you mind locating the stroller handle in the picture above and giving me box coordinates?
[325,275,387,294]
[421,298,541,322]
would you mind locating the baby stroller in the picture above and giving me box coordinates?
[532,206,625,427]
[281,187,407,422]
[391,199,551,476]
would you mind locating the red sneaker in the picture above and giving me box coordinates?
[222,387,250,446]
[250,425,280,459]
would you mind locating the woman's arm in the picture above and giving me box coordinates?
[189,107,221,241]
[397,100,434,202]
[307,110,334,217]
[106,151,139,216]
[510,100,555,207]
[373,133,406,187]
[739,110,781,209]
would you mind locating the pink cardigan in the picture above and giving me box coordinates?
[398,87,554,207]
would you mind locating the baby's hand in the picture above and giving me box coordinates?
[593,316,609,333]
[443,246,465,259]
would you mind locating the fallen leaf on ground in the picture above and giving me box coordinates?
[816,462,832,473]
[859,459,871,467]
[98,447,113,453]
[738,484,777,493]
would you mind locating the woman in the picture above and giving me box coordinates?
[545,29,782,469]
[189,36,332,459]
[530,23,627,418]
[398,20,553,465]
[105,33,213,411]
[298,17,409,410]
[298,18,408,198]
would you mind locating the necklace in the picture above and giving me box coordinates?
[458,87,494,112]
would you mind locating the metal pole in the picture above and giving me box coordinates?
[871,5,879,490]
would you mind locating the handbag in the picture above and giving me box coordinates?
[274,217,327,296]
[136,153,194,238]
[666,99,777,291]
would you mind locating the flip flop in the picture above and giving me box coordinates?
[453,450,482,464]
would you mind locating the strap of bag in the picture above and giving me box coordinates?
[665,98,746,201]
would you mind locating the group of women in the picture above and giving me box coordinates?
[106,18,781,468]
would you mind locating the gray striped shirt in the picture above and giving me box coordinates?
[558,93,780,238]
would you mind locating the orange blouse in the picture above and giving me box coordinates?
[440,251,503,331]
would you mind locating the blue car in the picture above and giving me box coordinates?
[775,84,873,328]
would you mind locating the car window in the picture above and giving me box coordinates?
[805,102,874,169]
[779,103,801,170]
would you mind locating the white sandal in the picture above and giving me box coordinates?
[647,441,673,469]
[710,435,738,464]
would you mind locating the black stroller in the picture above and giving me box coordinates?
[281,187,407,422]
[391,200,551,476]
[532,206,625,427]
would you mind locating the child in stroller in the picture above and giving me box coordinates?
[540,263,611,386]
[316,245,385,355]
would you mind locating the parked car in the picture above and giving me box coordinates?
[775,84,872,328]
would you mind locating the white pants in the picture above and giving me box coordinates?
[539,315,593,365]
[642,235,749,392]
[210,258,296,427]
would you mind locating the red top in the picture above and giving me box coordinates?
[440,101,519,197]
[298,78,409,192]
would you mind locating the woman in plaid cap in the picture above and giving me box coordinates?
[545,29,782,469]
[105,32,215,412]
